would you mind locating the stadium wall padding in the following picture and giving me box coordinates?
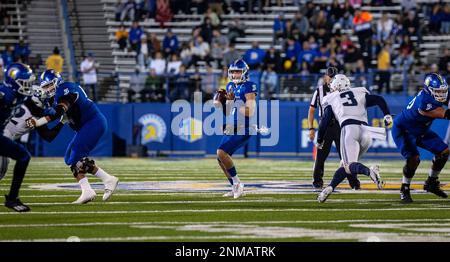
[39,99,450,160]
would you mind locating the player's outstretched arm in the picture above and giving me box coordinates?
[366,94,391,116]
[419,107,450,119]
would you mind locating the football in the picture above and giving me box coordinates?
[213,89,227,108]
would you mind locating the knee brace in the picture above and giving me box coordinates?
[403,156,420,178]
[70,157,96,177]
[432,150,449,172]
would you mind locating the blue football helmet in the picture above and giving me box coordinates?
[228,59,249,84]
[424,73,448,103]
[30,85,49,109]
[3,62,35,96]
[39,69,63,98]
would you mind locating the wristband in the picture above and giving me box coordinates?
[35,117,49,127]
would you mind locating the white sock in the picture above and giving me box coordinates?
[232,176,240,185]
[402,176,412,184]
[79,177,93,192]
[428,169,440,178]
[94,168,112,182]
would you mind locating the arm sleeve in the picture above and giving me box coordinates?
[47,93,77,121]
[317,105,334,143]
[365,94,391,115]
[310,89,318,108]
[36,122,64,142]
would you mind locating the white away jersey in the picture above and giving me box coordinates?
[3,104,33,141]
[322,87,370,126]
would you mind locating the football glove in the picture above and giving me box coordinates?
[383,114,393,127]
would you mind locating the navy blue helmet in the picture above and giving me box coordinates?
[39,69,63,98]
[3,62,35,96]
[424,73,448,103]
[228,59,249,84]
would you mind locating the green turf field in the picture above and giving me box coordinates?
[0,157,449,242]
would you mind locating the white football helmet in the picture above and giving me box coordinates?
[330,74,351,92]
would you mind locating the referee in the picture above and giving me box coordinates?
[307,67,360,189]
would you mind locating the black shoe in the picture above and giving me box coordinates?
[400,184,413,204]
[424,177,448,198]
[349,178,361,190]
[312,179,324,189]
[4,195,30,212]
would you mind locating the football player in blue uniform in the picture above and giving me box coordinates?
[216,59,258,199]
[0,63,35,212]
[26,70,119,204]
[392,73,449,203]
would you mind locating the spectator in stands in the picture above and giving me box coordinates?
[243,41,266,70]
[142,68,164,102]
[1,44,15,67]
[227,18,245,43]
[212,29,229,50]
[115,0,124,21]
[148,32,161,55]
[116,24,129,50]
[205,7,220,28]
[428,4,443,34]
[353,7,373,58]
[0,2,12,32]
[13,40,31,64]
[315,27,330,47]
[264,45,282,73]
[222,42,241,68]
[128,67,147,102]
[139,0,157,20]
[402,10,420,37]
[312,44,330,73]
[45,47,64,73]
[284,20,297,41]
[155,0,173,25]
[80,52,99,102]
[138,34,150,69]
[167,53,182,74]
[201,65,218,101]
[343,43,362,73]
[348,0,362,9]
[200,17,214,43]
[180,42,193,68]
[260,64,278,99]
[121,0,137,21]
[147,51,166,75]
[169,65,190,101]
[395,47,414,74]
[273,13,286,42]
[377,43,392,93]
[162,28,179,57]
[401,0,416,13]
[377,12,394,42]
[209,0,224,16]
[341,3,355,30]
[439,48,450,74]
[191,0,208,14]
[129,20,144,54]
[284,38,300,63]
[441,4,450,34]
[191,36,211,67]
[210,41,223,68]
[292,12,309,42]
[311,10,330,31]
[297,41,317,71]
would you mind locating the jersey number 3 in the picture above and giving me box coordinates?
[340,91,358,106]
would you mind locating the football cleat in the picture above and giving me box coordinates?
[400,183,413,204]
[317,186,333,203]
[4,195,30,212]
[222,190,234,197]
[312,178,324,189]
[232,182,244,199]
[424,177,448,198]
[72,189,96,204]
[102,176,119,201]
[369,165,385,190]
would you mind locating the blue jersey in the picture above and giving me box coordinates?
[0,84,25,132]
[54,82,102,131]
[395,89,449,136]
[226,80,258,128]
